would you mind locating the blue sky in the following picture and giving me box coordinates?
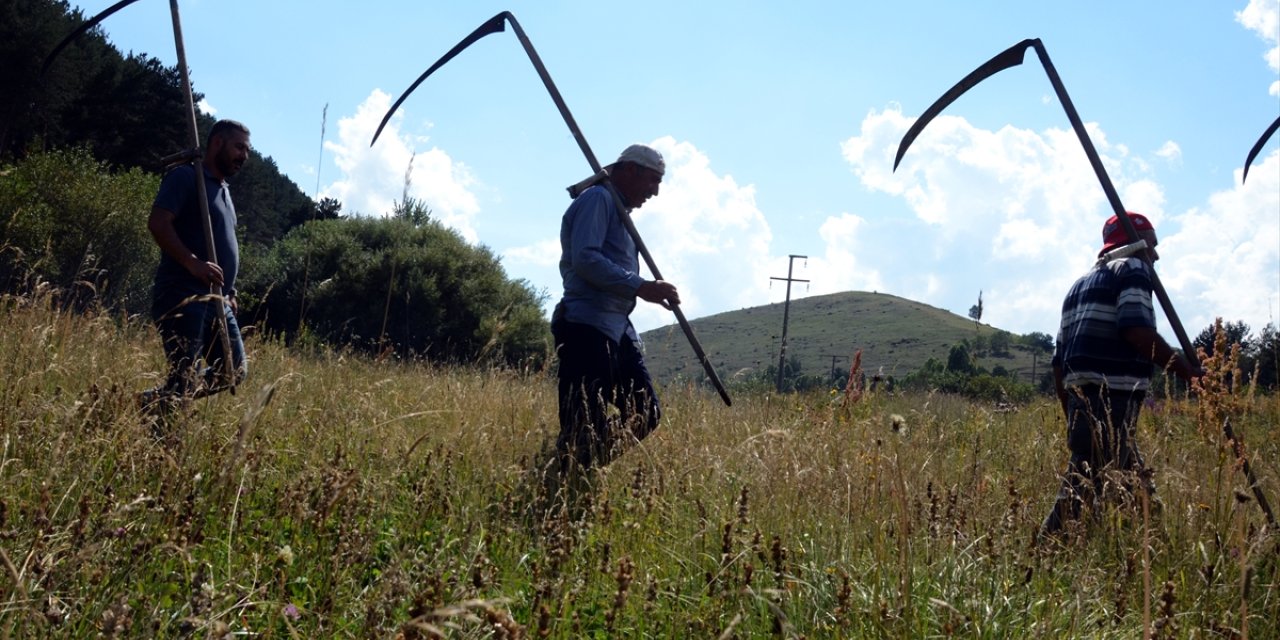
[80,0,1279,342]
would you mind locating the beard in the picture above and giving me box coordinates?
[217,150,245,177]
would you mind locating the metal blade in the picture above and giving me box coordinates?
[500,14,732,405]
[1242,115,1279,183]
[367,10,732,405]
[894,39,1036,171]
[370,12,510,146]
[42,0,148,78]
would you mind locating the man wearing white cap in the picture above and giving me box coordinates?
[552,144,679,472]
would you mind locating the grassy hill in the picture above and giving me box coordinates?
[640,291,1053,387]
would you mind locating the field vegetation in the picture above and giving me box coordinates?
[1,289,1276,638]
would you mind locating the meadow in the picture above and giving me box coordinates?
[1,290,1276,638]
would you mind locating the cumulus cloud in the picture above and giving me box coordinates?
[502,136,776,333]
[840,107,1143,332]
[321,90,481,242]
[1237,0,1280,95]
[1162,150,1280,330]
[503,238,561,268]
[625,137,776,331]
[1155,141,1182,163]
[199,99,217,116]
[809,213,884,294]
[838,106,1280,337]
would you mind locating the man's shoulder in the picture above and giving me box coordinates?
[578,184,612,203]
[1105,256,1153,284]
[567,185,614,216]
[161,163,197,181]
[155,164,196,205]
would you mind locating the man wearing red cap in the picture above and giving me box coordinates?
[1039,212,1201,539]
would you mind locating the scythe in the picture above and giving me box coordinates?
[372,11,732,406]
[895,38,1275,528]
[1242,115,1279,183]
[44,0,237,394]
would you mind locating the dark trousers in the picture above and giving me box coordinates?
[553,319,660,471]
[153,293,246,398]
[1041,385,1150,535]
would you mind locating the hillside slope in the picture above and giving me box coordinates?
[640,291,1052,387]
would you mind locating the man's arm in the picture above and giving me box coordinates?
[1052,363,1069,417]
[1122,326,1201,382]
[566,191,645,294]
[636,280,679,309]
[148,206,224,290]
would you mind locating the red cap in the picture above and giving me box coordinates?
[1102,212,1156,252]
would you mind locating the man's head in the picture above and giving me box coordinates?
[206,119,251,179]
[610,144,664,208]
[1101,212,1158,259]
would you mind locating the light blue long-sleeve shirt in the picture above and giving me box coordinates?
[557,185,646,343]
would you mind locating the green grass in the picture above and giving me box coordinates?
[1,290,1277,638]
[640,291,1046,387]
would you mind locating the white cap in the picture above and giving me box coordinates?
[613,144,664,176]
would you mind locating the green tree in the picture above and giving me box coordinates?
[1194,319,1250,358]
[1194,319,1253,389]
[393,196,432,227]
[989,330,1013,358]
[239,215,550,366]
[3,0,319,254]
[1020,331,1054,353]
[968,290,983,327]
[946,343,976,374]
[759,354,827,393]
[1,0,191,169]
[1251,323,1279,391]
[0,147,159,312]
[315,197,343,221]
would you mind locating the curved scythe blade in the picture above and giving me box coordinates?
[894,39,1036,171]
[1242,115,1279,183]
[370,12,511,147]
[41,0,147,78]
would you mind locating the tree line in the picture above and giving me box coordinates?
[1,0,550,367]
[735,323,1278,402]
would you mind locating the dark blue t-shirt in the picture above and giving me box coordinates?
[151,164,239,303]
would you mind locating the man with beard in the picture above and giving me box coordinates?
[139,119,251,414]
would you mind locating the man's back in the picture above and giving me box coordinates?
[1054,257,1156,391]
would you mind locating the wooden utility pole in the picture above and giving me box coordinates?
[771,255,809,393]
[824,354,847,385]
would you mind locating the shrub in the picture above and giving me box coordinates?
[238,214,550,367]
[0,147,158,313]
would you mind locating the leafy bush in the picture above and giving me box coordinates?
[0,147,158,313]
[239,211,550,367]
[900,346,1037,404]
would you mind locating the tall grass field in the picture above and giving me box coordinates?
[1,290,1276,638]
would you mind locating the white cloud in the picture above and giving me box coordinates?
[839,107,1255,335]
[1237,0,1280,95]
[808,213,884,295]
[626,137,776,331]
[839,106,1280,338]
[503,238,561,268]
[1161,150,1280,331]
[321,90,481,242]
[1155,140,1182,163]
[199,99,217,116]
[496,136,778,333]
